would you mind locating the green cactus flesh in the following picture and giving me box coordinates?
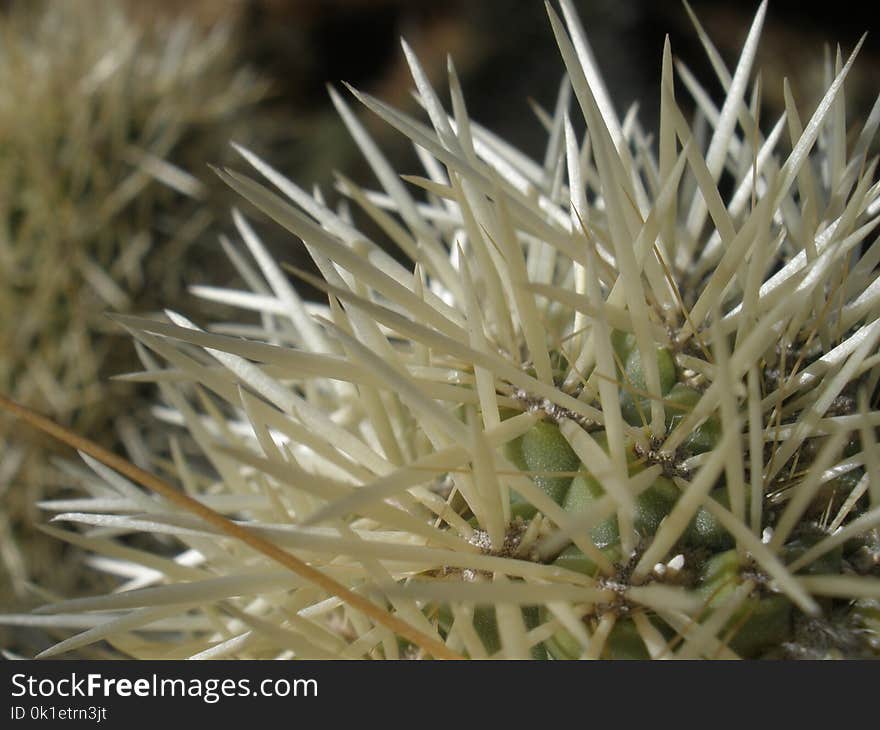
[436,337,877,659]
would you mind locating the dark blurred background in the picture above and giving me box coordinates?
[118,0,880,192]
[222,0,880,173]
[1,0,878,656]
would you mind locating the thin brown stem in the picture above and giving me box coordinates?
[0,394,463,660]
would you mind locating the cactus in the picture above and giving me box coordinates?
[0,0,266,644]
[3,0,880,659]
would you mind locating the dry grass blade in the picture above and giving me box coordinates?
[0,394,462,660]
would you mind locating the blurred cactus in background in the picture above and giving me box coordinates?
[0,0,267,650]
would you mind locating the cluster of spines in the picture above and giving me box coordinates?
[2,0,879,659]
